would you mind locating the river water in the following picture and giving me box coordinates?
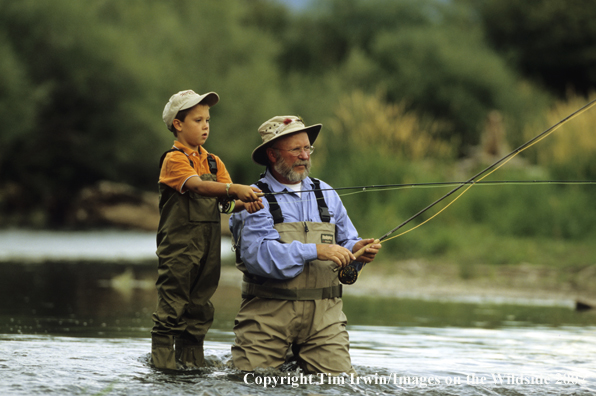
[1,230,595,395]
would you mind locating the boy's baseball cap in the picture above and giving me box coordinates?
[162,90,219,129]
[252,115,322,166]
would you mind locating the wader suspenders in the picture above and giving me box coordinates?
[255,181,284,224]
[241,178,341,300]
[159,148,218,175]
[206,154,218,175]
[311,178,331,222]
[256,177,331,223]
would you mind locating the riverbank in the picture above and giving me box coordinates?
[343,259,596,309]
[220,260,596,309]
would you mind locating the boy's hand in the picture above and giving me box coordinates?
[229,184,262,203]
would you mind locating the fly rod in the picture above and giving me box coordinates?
[337,96,596,284]
[258,180,596,197]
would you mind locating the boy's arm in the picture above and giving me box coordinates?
[184,177,261,203]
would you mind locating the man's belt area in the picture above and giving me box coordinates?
[241,282,342,300]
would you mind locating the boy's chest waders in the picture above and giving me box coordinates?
[156,150,220,257]
[158,172,219,221]
[236,178,342,300]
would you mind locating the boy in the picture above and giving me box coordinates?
[151,90,263,370]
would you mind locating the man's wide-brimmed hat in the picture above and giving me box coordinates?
[251,116,322,166]
[162,90,219,130]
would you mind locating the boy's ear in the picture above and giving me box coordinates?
[172,119,183,132]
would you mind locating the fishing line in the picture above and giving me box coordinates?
[262,180,596,206]
[337,96,596,284]
[376,96,596,244]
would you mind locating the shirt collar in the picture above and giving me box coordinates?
[173,141,209,156]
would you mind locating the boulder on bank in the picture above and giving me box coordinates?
[70,180,232,235]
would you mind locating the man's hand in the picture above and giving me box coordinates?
[230,184,262,203]
[243,200,265,214]
[316,244,356,267]
[352,238,382,263]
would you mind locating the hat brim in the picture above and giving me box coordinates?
[251,123,321,166]
[181,92,219,111]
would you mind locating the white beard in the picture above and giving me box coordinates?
[273,157,311,182]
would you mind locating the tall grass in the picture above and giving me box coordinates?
[525,91,596,180]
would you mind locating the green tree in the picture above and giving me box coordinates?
[0,0,285,226]
[269,0,540,150]
[479,0,596,96]
[366,25,524,147]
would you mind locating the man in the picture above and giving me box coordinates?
[230,115,381,375]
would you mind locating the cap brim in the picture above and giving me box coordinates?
[251,124,321,166]
[181,92,220,111]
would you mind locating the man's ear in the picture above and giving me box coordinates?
[266,147,277,164]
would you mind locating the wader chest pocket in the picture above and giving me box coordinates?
[187,173,220,222]
[188,193,219,222]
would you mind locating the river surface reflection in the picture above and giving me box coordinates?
[1,233,595,395]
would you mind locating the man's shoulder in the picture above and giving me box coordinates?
[253,175,275,190]
[309,176,331,186]
[308,177,335,193]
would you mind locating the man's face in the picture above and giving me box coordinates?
[269,132,312,183]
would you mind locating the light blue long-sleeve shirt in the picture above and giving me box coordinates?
[230,170,362,280]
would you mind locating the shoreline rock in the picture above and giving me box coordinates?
[68,180,232,235]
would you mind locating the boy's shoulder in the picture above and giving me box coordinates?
[204,151,230,172]
[201,149,223,161]
[160,147,192,169]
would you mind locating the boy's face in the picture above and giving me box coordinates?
[173,104,210,150]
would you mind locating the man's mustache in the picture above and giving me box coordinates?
[293,160,310,168]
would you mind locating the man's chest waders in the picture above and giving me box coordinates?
[232,178,355,375]
[151,149,221,370]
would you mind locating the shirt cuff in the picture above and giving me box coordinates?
[303,243,318,262]
[342,239,359,254]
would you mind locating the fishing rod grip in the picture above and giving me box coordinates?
[338,239,380,285]
[353,239,381,259]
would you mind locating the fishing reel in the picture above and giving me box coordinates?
[337,263,359,285]
[218,197,236,214]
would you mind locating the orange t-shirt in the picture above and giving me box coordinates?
[159,141,232,193]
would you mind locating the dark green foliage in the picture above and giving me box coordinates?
[0,0,592,246]
[479,0,596,96]
[271,0,539,149]
[0,0,284,225]
[0,0,166,223]
[369,26,521,146]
